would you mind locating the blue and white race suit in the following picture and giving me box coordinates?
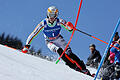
[26,18,73,54]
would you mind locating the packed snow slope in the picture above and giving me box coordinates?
[0,44,97,80]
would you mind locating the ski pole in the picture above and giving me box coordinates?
[94,18,120,80]
[72,28,120,50]
[76,29,108,44]
[56,0,83,64]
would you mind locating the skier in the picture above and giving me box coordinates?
[22,6,91,75]
[101,39,120,80]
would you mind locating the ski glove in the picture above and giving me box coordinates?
[22,45,30,53]
[66,22,76,30]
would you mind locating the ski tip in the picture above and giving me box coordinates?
[56,59,60,64]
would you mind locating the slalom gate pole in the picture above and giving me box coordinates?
[94,18,120,80]
[56,0,83,64]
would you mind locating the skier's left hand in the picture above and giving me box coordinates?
[66,22,76,30]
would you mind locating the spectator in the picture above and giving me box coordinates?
[86,44,101,68]
[101,39,120,80]
[103,32,119,68]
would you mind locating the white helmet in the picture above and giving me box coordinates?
[47,6,58,18]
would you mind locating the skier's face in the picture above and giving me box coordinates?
[48,13,57,24]
[48,17,56,23]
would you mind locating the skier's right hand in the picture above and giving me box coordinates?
[22,45,30,53]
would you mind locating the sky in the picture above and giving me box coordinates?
[0,0,120,62]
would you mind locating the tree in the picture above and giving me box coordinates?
[0,32,5,44]
[29,46,35,55]
[5,35,10,46]
[37,49,42,56]
[0,33,23,50]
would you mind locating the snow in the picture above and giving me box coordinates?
[0,44,98,80]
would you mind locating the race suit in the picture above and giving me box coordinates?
[25,17,89,73]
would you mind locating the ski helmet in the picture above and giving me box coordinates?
[47,6,58,19]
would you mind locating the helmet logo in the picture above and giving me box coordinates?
[55,9,58,14]
[48,8,52,13]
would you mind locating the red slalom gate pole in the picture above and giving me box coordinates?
[56,0,83,64]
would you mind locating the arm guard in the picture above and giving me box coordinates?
[26,21,44,45]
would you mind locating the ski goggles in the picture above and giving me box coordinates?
[48,13,57,18]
